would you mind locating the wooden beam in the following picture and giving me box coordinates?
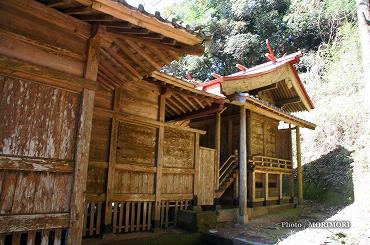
[168,104,224,122]
[0,156,73,173]
[93,107,206,134]
[47,0,73,8]
[276,97,301,107]
[87,0,203,45]
[0,54,97,92]
[239,105,248,224]
[249,83,277,95]
[296,126,303,205]
[167,97,187,114]
[107,31,203,56]
[179,94,198,111]
[0,213,69,233]
[68,27,100,244]
[123,39,161,69]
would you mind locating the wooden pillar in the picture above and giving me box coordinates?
[68,27,100,244]
[248,171,255,207]
[296,126,303,205]
[215,112,221,190]
[193,133,200,205]
[289,124,294,202]
[104,88,121,229]
[264,173,269,206]
[238,106,248,224]
[278,173,283,203]
[154,93,166,230]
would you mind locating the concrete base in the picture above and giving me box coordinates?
[176,210,217,233]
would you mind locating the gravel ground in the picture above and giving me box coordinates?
[212,201,369,244]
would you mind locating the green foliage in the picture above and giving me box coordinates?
[162,0,357,82]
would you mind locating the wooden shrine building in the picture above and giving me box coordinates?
[0,1,315,244]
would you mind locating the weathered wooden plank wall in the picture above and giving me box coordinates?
[0,1,98,243]
[86,80,202,235]
[198,147,216,205]
[0,0,89,77]
[0,76,79,243]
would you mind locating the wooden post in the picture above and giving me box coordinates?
[238,106,248,224]
[104,88,121,230]
[215,112,221,190]
[278,173,283,203]
[289,124,294,202]
[296,126,303,205]
[68,27,100,244]
[248,171,255,207]
[193,133,200,205]
[264,173,269,206]
[154,93,166,230]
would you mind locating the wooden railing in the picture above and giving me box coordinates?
[249,155,292,170]
[219,150,238,187]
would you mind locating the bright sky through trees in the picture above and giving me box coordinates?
[126,0,181,13]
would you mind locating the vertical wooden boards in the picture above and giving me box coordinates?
[119,81,160,120]
[198,147,215,205]
[249,112,279,158]
[276,129,291,160]
[116,123,157,166]
[0,75,77,216]
[163,128,194,169]
[0,76,78,159]
[296,127,303,205]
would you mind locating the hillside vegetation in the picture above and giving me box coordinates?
[162,0,369,205]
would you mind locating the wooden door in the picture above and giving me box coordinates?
[198,147,216,205]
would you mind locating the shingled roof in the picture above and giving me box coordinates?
[39,0,205,54]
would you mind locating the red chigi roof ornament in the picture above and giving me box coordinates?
[196,40,315,111]
[265,39,277,63]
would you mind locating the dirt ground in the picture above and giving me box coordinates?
[212,201,370,244]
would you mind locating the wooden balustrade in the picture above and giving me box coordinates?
[249,155,292,171]
[218,150,238,188]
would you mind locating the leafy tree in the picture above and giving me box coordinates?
[162,0,356,81]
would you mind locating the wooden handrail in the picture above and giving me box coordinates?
[218,149,239,187]
[250,155,292,169]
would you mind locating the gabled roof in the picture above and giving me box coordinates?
[197,51,315,112]
[151,72,315,129]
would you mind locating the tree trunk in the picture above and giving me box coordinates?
[356,0,370,110]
